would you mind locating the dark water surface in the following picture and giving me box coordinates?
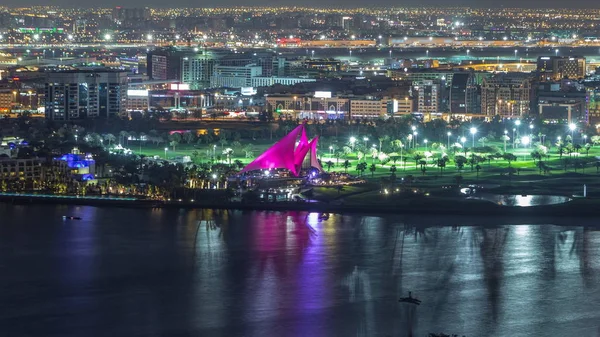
[1,204,600,337]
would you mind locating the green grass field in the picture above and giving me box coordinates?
[125,138,600,196]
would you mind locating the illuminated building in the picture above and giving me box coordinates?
[210,64,263,88]
[537,82,588,124]
[537,56,586,81]
[450,72,478,114]
[44,70,128,120]
[481,73,533,117]
[413,80,441,114]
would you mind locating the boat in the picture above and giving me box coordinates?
[318,213,330,220]
[399,291,421,305]
[62,216,82,220]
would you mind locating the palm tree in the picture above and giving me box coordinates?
[437,158,446,176]
[389,165,397,177]
[222,148,234,164]
[103,133,116,146]
[325,161,334,172]
[413,153,423,168]
[342,160,350,173]
[119,131,129,145]
[369,163,377,177]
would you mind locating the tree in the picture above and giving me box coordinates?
[183,132,196,144]
[369,163,377,177]
[119,131,129,145]
[342,160,350,173]
[103,133,116,146]
[169,133,182,147]
[502,153,517,167]
[585,143,591,156]
[356,162,367,176]
[437,158,447,176]
[234,159,244,170]
[413,153,423,168]
[222,148,234,164]
[170,140,179,151]
[243,144,254,158]
[325,160,334,172]
[389,165,397,176]
[475,164,482,179]
[454,155,467,171]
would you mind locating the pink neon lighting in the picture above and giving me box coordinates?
[239,124,322,176]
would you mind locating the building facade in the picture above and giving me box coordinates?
[413,80,441,114]
[449,72,478,114]
[44,70,128,120]
[481,73,533,117]
[537,56,586,81]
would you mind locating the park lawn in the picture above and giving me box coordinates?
[311,185,372,201]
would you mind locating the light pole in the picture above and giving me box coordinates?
[470,127,477,148]
[329,145,333,156]
[521,136,530,159]
[512,128,516,148]
[460,137,467,155]
[583,134,588,145]
[363,137,369,148]
[350,136,356,152]
[213,144,217,161]
[447,131,451,149]
[413,131,418,149]
[515,119,521,138]
[569,123,576,143]
[504,130,508,152]
[529,124,534,148]
[164,147,168,159]
[424,139,428,151]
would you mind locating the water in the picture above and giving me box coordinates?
[1,204,600,337]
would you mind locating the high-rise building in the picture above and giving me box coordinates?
[450,72,478,114]
[537,81,588,124]
[412,80,441,114]
[44,70,128,121]
[481,73,533,117]
[210,64,263,88]
[537,56,586,81]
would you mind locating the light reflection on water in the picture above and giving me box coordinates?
[473,194,572,207]
[0,205,600,337]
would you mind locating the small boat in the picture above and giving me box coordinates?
[399,291,421,305]
[318,213,330,220]
[62,216,82,220]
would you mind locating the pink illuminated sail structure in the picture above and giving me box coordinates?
[239,124,322,176]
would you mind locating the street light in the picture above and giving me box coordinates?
[569,123,577,143]
[447,131,452,149]
[350,136,356,151]
[104,33,111,41]
[460,136,467,154]
[521,136,530,158]
[413,131,418,149]
[363,137,369,148]
[164,147,168,159]
[329,145,333,156]
[470,127,477,148]
[424,139,428,151]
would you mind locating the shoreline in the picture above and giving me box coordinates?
[1,193,599,217]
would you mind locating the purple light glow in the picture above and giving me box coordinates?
[240,125,322,176]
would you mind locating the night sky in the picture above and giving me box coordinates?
[4,0,600,9]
